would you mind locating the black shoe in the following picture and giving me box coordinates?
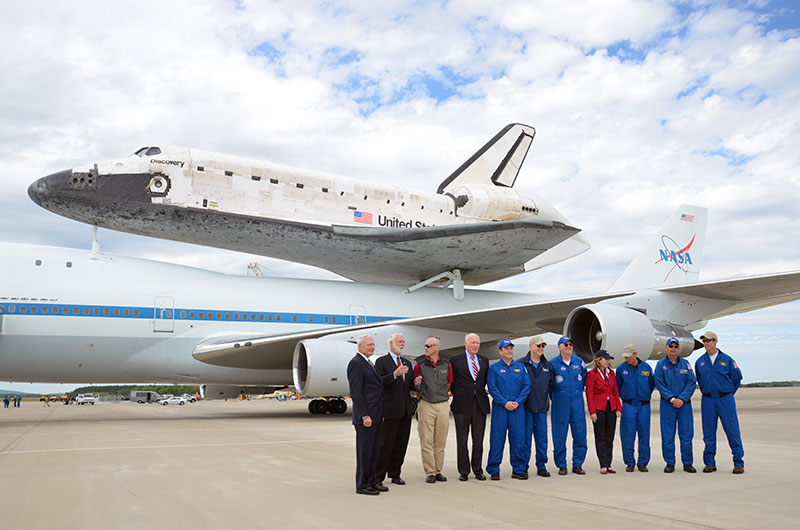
[664,464,675,473]
[638,465,649,472]
[458,474,468,481]
[374,482,389,491]
[425,475,436,484]
[683,464,697,473]
[733,466,744,474]
[625,465,635,472]
[558,467,568,476]
[474,472,487,481]
[490,473,500,480]
[572,466,585,475]
[390,477,405,485]
[356,487,379,495]
[703,465,717,473]
[511,472,529,480]
[435,473,447,482]
[537,469,551,477]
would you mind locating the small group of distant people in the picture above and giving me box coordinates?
[346,330,744,495]
[3,395,22,408]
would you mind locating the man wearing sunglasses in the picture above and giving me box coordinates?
[694,331,744,474]
[654,337,697,473]
[550,336,588,475]
[519,336,555,477]
[413,337,450,484]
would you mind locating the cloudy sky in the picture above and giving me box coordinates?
[1,0,799,392]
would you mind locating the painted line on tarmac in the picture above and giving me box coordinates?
[0,437,352,455]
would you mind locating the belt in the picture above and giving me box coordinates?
[622,399,650,405]
[702,392,730,398]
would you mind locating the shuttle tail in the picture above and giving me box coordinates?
[437,123,535,194]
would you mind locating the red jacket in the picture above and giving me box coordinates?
[586,369,622,414]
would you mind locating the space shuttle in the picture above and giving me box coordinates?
[28,124,589,287]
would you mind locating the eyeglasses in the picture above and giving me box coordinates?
[702,339,716,343]
[535,343,546,348]
[562,342,573,347]
[424,344,436,348]
[666,344,680,349]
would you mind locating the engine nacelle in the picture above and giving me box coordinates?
[563,303,696,365]
[292,339,354,397]
[200,385,274,399]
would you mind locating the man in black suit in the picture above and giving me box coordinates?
[347,335,385,495]
[449,332,490,481]
[374,333,416,487]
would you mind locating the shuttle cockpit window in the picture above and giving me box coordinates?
[133,147,149,156]
[132,146,162,156]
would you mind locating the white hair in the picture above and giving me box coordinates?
[465,332,480,342]
[357,334,373,347]
[387,333,404,347]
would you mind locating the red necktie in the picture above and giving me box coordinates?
[397,355,404,380]
[470,355,479,379]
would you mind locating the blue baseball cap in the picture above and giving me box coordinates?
[666,337,680,347]
[557,336,573,346]
[595,350,613,360]
[498,339,514,349]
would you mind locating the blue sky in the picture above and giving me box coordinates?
[0,0,798,392]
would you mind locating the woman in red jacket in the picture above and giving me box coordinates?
[586,350,622,474]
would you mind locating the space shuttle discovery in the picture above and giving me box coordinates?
[28,124,589,286]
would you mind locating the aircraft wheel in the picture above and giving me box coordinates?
[329,399,347,414]
[309,399,325,414]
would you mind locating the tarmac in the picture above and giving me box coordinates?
[0,387,798,529]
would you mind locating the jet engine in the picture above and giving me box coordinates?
[200,385,274,399]
[563,303,698,365]
[292,339,354,397]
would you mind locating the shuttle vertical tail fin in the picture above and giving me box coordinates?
[608,204,707,292]
[437,123,535,194]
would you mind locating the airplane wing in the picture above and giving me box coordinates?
[193,270,800,370]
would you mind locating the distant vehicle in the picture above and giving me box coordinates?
[159,396,187,406]
[130,391,162,404]
[180,393,198,403]
[76,394,99,405]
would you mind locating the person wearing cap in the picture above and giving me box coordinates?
[694,331,744,474]
[413,337,451,484]
[654,337,697,473]
[585,350,622,474]
[519,336,555,477]
[615,344,655,472]
[486,339,531,480]
[550,336,588,475]
[449,333,490,481]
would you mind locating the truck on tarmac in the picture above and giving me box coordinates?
[130,391,162,404]
[76,394,99,405]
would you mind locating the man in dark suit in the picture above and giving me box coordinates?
[374,333,415,487]
[449,332,490,481]
[347,335,385,495]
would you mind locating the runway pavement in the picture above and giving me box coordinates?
[1,387,798,529]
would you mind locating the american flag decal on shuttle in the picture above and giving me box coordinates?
[353,211,373,224]
[680,213,694,222]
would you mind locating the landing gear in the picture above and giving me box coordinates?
[308,398,348,415]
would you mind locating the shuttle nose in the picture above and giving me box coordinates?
[27,169,73,206]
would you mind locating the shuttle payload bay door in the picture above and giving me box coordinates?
[154,296,175,332]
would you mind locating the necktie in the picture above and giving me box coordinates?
[397,355,404,380]
[470,355,479,379]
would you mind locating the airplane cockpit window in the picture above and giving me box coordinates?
[133,147,149,156]
[145,147,162,156]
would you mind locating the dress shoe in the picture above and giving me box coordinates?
[458,473,468,481]
[356,487,379,495]
[425,475,436,484]
[625,465,635,472]
[600,468,608,475]
[664,464,675,473]
[435,473,447,482]
[390,477,405,485]
[607,468,616,473]
[374,482,389,491]
[511,472,528,480]
[572,466,585,475]
[703,465,717,473]
[558,467,568,476]
[490,473,500,480]
[637,465,648,472]
[733,466,745,474]
[474,472,487,481]
[683,464,697,473]
[537,469,551,477]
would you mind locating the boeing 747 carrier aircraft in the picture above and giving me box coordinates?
[27,124,588,287]
[1,205,798,413]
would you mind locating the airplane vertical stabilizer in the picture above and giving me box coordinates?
[437,123,535,193]
[608,204,707,292]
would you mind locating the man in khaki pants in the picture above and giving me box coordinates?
[413,337,450,483]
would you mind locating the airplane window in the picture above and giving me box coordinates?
[292,315,297,322]
[133,309,140,317]
[225,171,233,176]
[197,166,204,171]
[268,315,273,321]
[8,305,14,313]
[233,313,239,320]
[324,316,329,323]
[225,313,230,320]
[297,183,304,189]
[20,306,27,313]
[207,312,212,319]
[84,308,90,315]
[322,187,328,193]
[113,308,120,316]
[251,176,261,181]
[332,316,336,323]
[259,314,264,321]
[308,316,313,322]
[73,307,79,315]
[145,147,161,156]
[165,310,172,318]
[276,315,281,321]
[63,306,68,313]
[270,178,279,184]
[31,306,38,313]
[103,308,110,316]
[133,147,149,156]
[93,308,100,315]
[123,309,130,316]
[421,205,424,209]
[42,306,49,314]
[66,262,72,268]
[35,259,42,266]
[189,311,194,318]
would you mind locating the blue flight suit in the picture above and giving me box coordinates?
[654,356,696,466]
[615,359,655,466]
[550,354,587,469]
[695,350,744,467]
[518,352,554,472]
[486,359,531,475]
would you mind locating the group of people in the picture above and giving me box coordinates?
[346,330,744,495]
[3,395,22,407]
